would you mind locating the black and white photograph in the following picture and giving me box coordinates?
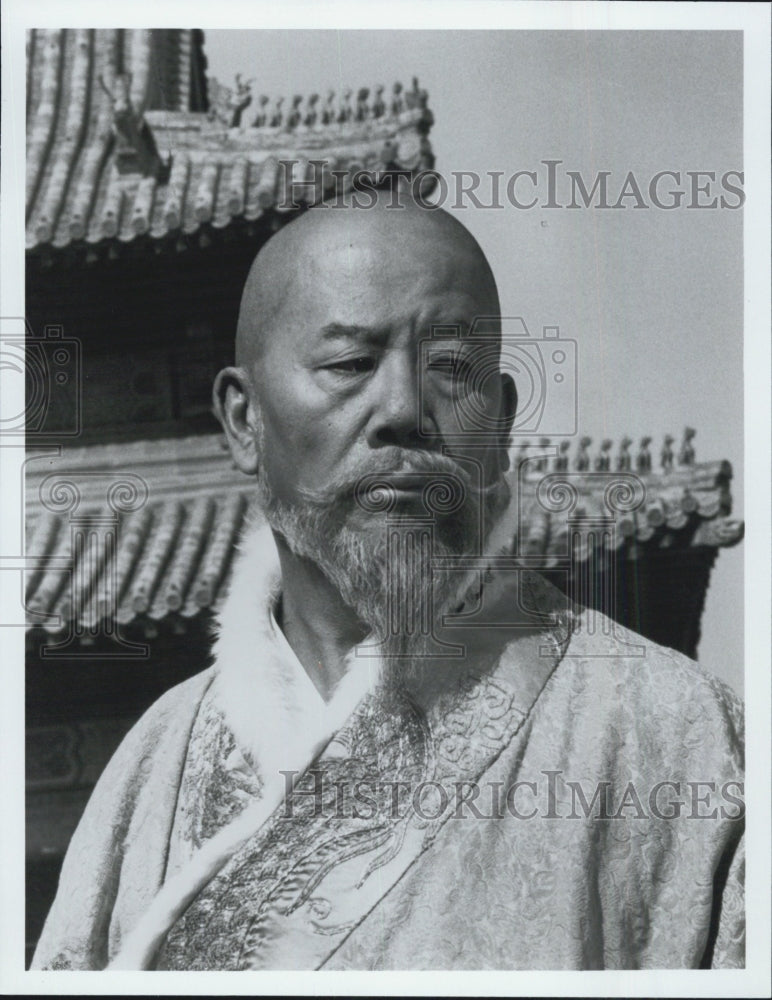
[1,1,769,995]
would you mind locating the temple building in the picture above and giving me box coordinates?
[23,28,743,964]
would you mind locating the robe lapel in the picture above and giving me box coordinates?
[156,567,572,971]
[113,492,576,970]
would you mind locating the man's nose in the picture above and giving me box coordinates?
[365,353,434,448]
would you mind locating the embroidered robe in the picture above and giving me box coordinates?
[32,526,745,971]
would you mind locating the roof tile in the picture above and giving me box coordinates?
[24,433,743,641]
[26,29,435,259]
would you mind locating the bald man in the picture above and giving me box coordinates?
[33,197,744,972]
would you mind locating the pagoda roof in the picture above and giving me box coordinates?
[26,29,434,263]
[24,433,743,643]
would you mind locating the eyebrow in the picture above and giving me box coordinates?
[320,322,386,343]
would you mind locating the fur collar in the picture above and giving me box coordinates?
[209,511,380,786]
[209,485,522,782]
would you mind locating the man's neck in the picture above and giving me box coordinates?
[272,532,370,703]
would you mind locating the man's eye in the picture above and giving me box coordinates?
[428,353,474,379]
[324,357,376,375]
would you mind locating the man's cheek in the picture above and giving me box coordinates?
[424,394,461,439]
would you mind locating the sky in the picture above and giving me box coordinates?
[203,29,744,692]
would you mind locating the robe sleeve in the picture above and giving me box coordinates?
[30,671,213,970]
[693,668,745,970]
[705,832,745,969]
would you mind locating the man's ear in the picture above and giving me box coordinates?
[496,372,517,472]
[212,366,260,476]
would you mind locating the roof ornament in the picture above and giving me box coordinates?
[636,436,652,473]
[534,437,551,472]
[252,94,270,128]
[304,93,319,127]
[240,79,429,132]
[678,426,696,466]
[229,74,253,128]
[594,438,613,471]
[337,89,353,124]
[390,81,404,116]
[616,436,633,471]
[321,90,336,125]
[405,77,428,111]
[99,73,169,180]
[574,436,592,471]
[372,85,386,118]
[554,440,571,471]
[269,96,285,128]
[660,434,675,472]
[513,435,697,477]
[205,75,253,128]
[355,87,370,122]
[287,94,304,130]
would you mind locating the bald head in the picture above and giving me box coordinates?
[214,185,516,515]
[235,192,500,368]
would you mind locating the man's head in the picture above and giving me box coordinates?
[214,193,517,658]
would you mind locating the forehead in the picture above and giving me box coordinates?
[270,225,497,344]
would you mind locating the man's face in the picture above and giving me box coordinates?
[217,208,516,658]
[249,217,513,534]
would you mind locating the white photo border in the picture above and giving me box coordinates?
[1,2,769,996]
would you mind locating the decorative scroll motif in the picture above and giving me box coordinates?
[535,471,646,518]
[354,471,466,517]
[531,469,647,645]
[30,473,149,656]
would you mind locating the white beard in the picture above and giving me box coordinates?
[254,441,512,678]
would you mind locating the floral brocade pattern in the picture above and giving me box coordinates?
[166,689,264,875]
[158,625,744,971]
[325,638,745,970]
[157,674,529,970]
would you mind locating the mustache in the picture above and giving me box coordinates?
[295,447,487,509]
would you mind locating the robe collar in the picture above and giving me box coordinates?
[208,485,526,782]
